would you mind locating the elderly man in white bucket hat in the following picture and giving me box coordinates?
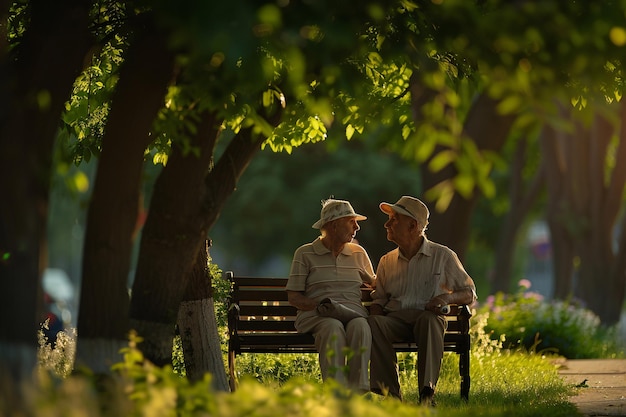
[286,198,376,393]
[368,196,476,405]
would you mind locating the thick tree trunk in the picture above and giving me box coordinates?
[129,113,220,365]
[130,122,265,366]
[0,0,91,393]
[574,109,626,324]
[76,18,175,373]
[177,240,229,390]
[542,103,626,324]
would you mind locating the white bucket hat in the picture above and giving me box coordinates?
[380,196,429,225]
[312,199,367,229]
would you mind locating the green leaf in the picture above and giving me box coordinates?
[346,124,355,140]
[428,150,456,172]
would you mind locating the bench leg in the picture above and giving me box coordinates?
[228,349,237,392]
[459,350,470,401]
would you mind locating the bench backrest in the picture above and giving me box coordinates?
[227,272,471,335]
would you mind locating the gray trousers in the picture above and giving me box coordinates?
[367,310,446,399]
[296,314,371,391]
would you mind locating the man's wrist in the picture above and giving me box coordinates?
[433,296,447,306]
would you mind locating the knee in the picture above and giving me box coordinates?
[346,317,371,337]
[367,314,385,329]
[414,311,444,333]
[321,318,347,337]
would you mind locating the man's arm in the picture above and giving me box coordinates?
[425,288,476,314]
[369,261,387,315]
[287,290,318,311]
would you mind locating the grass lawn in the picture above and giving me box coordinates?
[231,349,581,417]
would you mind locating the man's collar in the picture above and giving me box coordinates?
[312,237,353,256]
[397,237,431,260]
[312,237,329,255]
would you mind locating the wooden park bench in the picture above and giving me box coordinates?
[226,271,472,400]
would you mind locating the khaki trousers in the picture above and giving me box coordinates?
[296,314,371,391]
[367,310,446,399]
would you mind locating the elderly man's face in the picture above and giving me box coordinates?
[384,211,417,245]
[328,216,361,243]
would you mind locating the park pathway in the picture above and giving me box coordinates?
[557,359,626,417]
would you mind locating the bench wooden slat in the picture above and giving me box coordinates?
[236,321,298,332]
[237,305,296,317]
[234,314,466,332]
[232,277,290,287]
[233,290,290,302]
[227,271,472,400]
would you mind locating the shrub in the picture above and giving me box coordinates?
[37,322,76,378]
[478,280,624,358]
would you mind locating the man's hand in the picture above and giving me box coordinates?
[286,290,318,311]
[425,296,449,315]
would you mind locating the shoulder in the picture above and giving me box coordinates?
[379,247,399,262]
[293,240,317,256]
[344,242,370,256]
[423,239,457,257]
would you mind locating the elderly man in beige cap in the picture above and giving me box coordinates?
[286,198,376,393]
[368,196,476,405]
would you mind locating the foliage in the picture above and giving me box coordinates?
[37,325,77,379]
[58,0,394,167]
[222,321,579,416]
[232,353,321,387]
[210,262,231,330]
[478,280,625,359]
[32,329,579,417]
[211,141,423,271]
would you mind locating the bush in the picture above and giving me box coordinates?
[478,279,624,358]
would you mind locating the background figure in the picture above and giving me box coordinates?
[368,196,476,405]
[286,199,375,392]
[42,293,64,347]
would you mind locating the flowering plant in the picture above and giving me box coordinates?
[477,280,622,358]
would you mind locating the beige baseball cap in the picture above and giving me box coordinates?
[380,196,429,224]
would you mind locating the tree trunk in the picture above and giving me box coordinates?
[130,122,265,366]
[76,17,175,373]
[177,240,229,390]
[491,135,545,294]
[574,108,626,324]
[0,0,91,392]
[541,113,580,298]
[542,103,626,324]
[129,112,220,365]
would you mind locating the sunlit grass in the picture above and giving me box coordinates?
[232,350,580,417]
[30,300,594,417]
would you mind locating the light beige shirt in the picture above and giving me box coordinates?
[286,237,375,315]
[371,238,476,312]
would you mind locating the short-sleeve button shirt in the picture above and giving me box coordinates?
[371,238,476,311]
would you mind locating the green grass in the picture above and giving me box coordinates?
[232,349,580,417]
[28,303,594,417]
[228,311,583,416]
